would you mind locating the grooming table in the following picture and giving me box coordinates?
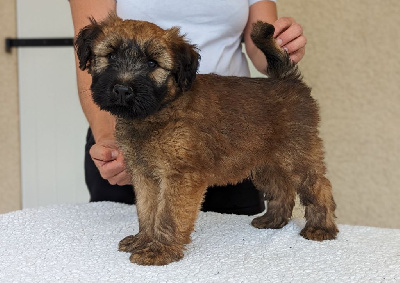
[1,202,399,282]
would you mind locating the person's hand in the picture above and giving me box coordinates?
[89,138,132,186]
[273,17,307,63]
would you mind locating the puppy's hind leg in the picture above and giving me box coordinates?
[250,165,296,229]
[298,171,339,241]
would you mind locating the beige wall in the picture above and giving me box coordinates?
[278,0,400,228]
[1,0,399,228]
[0,0,21,213]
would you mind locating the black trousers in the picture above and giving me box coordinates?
[85,128,265,215]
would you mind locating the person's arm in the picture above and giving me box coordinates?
[70,0,132,186]
[244,1,307,74]
[70,0,116,140]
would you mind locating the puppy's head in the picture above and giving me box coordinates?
[75,14,200,120]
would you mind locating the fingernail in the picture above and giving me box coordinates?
[283,47,288,53]
[276,38,283,46]
[111,151,118,159]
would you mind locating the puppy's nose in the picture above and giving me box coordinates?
[113,85,133,98]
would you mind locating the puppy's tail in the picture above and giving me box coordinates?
[251,21,301,80]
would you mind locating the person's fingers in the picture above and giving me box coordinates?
[93,154,125,179]
[275,22,304,48]
[89,143,118,162]
[287,47,306,64]
[272,17,306,63]
[282,34,307,54]
[273,17,295,38]
[107,170,132,186]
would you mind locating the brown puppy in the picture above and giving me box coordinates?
[75,14,338,266]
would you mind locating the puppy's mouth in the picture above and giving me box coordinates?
[92,82,166,120]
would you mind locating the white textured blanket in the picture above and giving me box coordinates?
[0,202,399,282]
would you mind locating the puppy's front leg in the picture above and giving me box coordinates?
[119,176,159,253]
[129,173,207,266]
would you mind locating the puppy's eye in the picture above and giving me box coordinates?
[148,60,158,69]
[108,53,117,61]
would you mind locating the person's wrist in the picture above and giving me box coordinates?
[90,112,116,143]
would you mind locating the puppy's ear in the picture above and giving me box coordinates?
[167,27,200,91]
[74,18,102,72]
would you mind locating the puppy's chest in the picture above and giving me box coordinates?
[116,119,157,148]
[114,116,209,171]
[115,118,172,164]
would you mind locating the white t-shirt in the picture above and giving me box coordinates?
[116,0,275,77]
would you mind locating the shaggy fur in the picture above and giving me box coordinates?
[75,14,338,266]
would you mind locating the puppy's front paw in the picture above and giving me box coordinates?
[129,241,184,266]
[300,226,339,241]
[118,233,150,253]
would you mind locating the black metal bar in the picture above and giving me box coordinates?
[5,38,74,53]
